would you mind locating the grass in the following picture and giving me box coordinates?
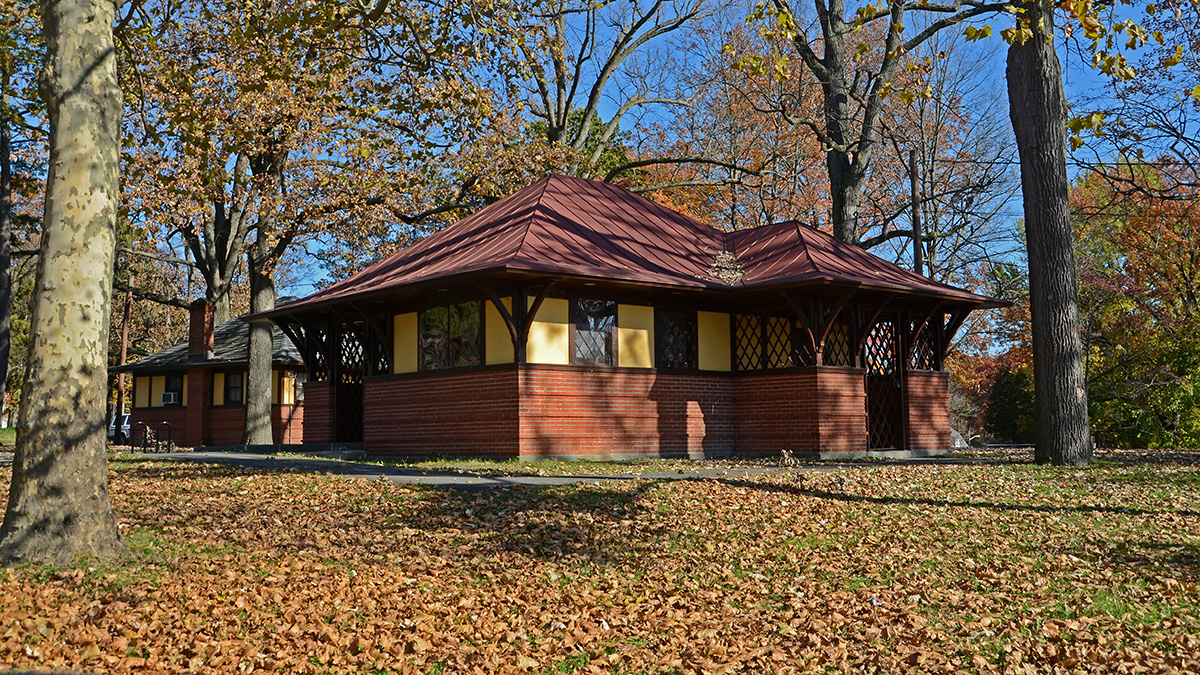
[0,427,14,448]
[1,455,1198,673]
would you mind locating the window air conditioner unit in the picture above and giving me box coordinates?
[161,392,180,405]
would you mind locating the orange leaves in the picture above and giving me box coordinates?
[2,458,1200,673]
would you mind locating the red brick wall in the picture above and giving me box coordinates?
[207,406,245,445]
[302,382,332,444]
[517,366,733,459]
[816,368,869,453]
[363,369,519,457]
[184,368,212,446]
[274,405,303,444]
[347,365,875,458]
[129,407,187,447]
[733,368,867,455]
[905,370,950,452]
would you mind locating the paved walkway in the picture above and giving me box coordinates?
[2,450,840,491]
[2,450,1012,492]
[146,451,840,491]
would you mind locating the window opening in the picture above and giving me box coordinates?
[656,309,697,369]
[572,299,616,365]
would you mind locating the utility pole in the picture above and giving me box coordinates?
[909,149,924,277]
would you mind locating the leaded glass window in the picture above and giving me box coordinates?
[656,309,697,369]
[734,314,762,370]
[571,298,615,365]
[419,302,482,370]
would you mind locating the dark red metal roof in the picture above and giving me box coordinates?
[271,174,997,315]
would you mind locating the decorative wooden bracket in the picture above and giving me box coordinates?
[904,303,942,362]
[478,280,558,360]
[854,294,896,358]
[938,308,970,360]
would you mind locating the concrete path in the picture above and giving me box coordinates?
[136,451,840,491]
[1,449,1008,492]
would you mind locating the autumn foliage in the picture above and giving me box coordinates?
[3,457,1200,672]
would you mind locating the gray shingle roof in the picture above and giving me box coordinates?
[114,317,304,373]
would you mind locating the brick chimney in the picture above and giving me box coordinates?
[188,299,215,362]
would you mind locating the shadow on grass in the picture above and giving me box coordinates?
[108,460,670,566]
[711,476,1200,519]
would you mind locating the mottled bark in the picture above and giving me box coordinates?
[0,83,13,396]
[0,0,127,563]
[1006,2,1092,466]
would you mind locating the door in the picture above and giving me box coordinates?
[864,315,905,451]
[332,322,366,443]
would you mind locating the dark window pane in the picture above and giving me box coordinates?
[734,314,762,370]
[225,372,243,403]
[419,306,450,370]
[572,299,615,365]
[450,302,482,368]
[656,309,696,369]
[764,316,793,368]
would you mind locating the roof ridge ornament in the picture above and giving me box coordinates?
[707,250,745,286]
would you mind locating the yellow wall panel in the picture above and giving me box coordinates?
[697,311,731,371]
[150,375,166,408]
[213,373,225,406]
[485,297,515,365]
[393,312,418,374]
[181,374,188,407]
[617,304,654,368]
[527,297,569,365]
[279,371,297,405]
[134,376,150,408]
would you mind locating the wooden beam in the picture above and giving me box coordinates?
[814,289,855,358]
[939,308,971,359]
[855,294,896,358]
[478,283,520,349]
[779,291,817,361]
[519,281,558,345]
[904,303,942,362]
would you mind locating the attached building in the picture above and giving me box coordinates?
[116,301,305,447]
[257,175,1002,459]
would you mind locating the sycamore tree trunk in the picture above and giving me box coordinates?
[0,0,127,563]
[0,83,13,397]
[1005,1,1092,466]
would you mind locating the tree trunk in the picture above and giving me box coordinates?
[0,81,13,400]
[0,0,128,563]
[244,228,275,445]
[115,289,131,423]
[1005,2,1092,466]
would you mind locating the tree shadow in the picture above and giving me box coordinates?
[105,461,670,567]
[710,476,1200,519]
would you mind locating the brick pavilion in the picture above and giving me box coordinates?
[255,175,1002,459]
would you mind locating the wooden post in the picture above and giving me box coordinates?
[910,149,924,277]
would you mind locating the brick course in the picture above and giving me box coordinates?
[904,370,950,452]
[364,369,519,457]
[733,368,867,455]
[302,383,332,444]
[332,364,888,458]
[518,366,733,459]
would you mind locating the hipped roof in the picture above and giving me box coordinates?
[266,174,1001,316]
[113,316,304,373]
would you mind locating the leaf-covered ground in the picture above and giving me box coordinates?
[1,457,1198,674]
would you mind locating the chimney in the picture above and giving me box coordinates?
[188,299,215,362]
